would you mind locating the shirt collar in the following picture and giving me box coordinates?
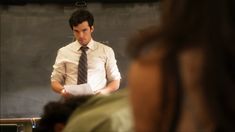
[76,39,96,51]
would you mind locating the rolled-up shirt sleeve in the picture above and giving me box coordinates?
[105,47,121,82]
[51,49,66,84]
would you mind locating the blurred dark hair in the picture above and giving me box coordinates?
[69,9,94,29]
[127,0,235,131]
[36,96,92,132]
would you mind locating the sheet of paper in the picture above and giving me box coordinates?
[64,83,94,96]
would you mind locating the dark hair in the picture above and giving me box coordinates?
[69,9,94,29]
[128,0,235,131]
[36,96,92,132]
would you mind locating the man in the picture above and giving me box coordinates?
[51,9,121,97]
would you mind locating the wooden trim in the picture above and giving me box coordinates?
[0,118,40,124]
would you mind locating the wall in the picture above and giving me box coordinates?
[0,3,160,118]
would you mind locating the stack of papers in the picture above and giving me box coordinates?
[64,83,94,96]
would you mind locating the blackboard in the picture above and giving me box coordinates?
[0,3,160,118]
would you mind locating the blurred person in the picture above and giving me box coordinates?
[127,0,235,131]
[36,96,91,132]
[37,89,133,132]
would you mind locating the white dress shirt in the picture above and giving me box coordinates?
[51,39,121,91]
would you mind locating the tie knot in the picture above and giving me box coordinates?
[80,46,89,52]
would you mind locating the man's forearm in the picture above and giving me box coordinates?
[107,79,120,91]
[99,80,120,94]
[51,81,64,94]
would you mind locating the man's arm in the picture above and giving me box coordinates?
[96,80,120,95]
[51,48,72,97]
[51,81,64,94]
[99,47,121,95]
[51,80,70,97]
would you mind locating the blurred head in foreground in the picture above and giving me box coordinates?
[127,0,235,131]
[37,96,91,132]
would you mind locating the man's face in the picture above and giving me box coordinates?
[73,21,94,45]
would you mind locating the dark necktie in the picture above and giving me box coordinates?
[77,46,89,84]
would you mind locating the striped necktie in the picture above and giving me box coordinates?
[77,46,89,84]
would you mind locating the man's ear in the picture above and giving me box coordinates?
[54,123,65,132]
[91,26,94,33]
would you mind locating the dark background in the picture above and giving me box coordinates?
[1,0,159,5]
[0,1,160,118]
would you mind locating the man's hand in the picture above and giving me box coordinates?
[61,89,73,98]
